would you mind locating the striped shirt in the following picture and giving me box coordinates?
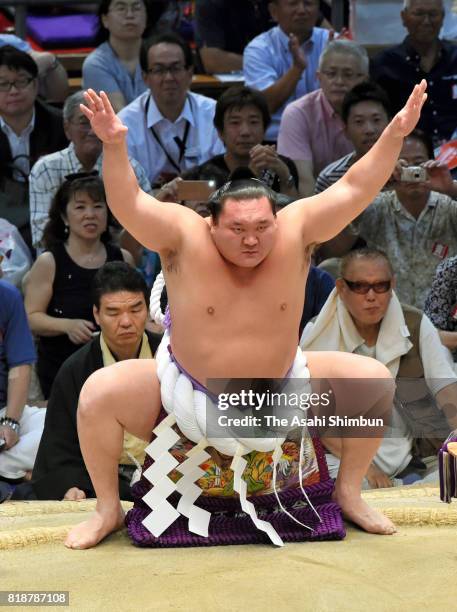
[314,152,356,194]
[29,142,151,250]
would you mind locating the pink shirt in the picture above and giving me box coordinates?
[277,89,353,176]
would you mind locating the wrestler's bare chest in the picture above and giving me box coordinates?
[163,225,310,382]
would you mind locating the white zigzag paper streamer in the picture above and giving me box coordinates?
[142,414,181,537]
[175,440,212,537]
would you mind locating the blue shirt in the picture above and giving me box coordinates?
[0,34,31,52]
[243,26,329,141]
[82,42,147,105]
[0,280,36,407]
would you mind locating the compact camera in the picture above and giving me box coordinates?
[400,166,427,182]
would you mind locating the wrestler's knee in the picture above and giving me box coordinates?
[304,350,392,381]
[78,368,107,419]
[360,356,392,380]
[78,359,159,421]
[78,364,123,419]
[358,356,395,401]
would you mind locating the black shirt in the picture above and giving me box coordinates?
[195,0,273,55]
[37,242,123,398]
[32,331,162,500]
[181,153,299,192]
[370,37,457,146]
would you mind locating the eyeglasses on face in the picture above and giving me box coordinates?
[69,117,92,131]
[147,63,187,77]
[320,70,365,81]
[408,10,443,20]
[343,279,392,294]
[0,76,34,92]
[285,0,319,8]
[109,2,145,16]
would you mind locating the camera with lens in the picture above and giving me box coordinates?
[400,166,427,182]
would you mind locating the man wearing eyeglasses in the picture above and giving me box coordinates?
[301,247,457,489]
[29,90,151,252]
[0,46,67,249]
[277,39,369,196]
[118,32,224,187]
[371,0,457,147]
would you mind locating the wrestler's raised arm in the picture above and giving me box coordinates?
[80,90,195,253]
[287,80,428,245]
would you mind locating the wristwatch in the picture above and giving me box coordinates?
[0,417,20,433]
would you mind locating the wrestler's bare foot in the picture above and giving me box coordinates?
[64,504,125,549]
[333,484,396,535]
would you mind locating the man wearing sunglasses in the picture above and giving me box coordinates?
[301,247,457,488]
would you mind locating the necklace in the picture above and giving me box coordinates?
[65,242,106,268]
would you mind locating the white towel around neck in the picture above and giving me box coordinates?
[300,288,414,378]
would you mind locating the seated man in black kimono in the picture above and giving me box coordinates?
[30,262,161,501]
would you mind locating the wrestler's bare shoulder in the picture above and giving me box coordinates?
[178,206,211,235]
[277,197,321,245]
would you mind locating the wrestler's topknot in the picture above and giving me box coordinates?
[208,166,277,223]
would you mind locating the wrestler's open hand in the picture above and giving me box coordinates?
[80,89,128,145]
[389,80,427,139]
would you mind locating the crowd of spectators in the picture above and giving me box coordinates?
[1,0,457,501]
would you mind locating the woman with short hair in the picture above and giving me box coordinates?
[82,0,150,111]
